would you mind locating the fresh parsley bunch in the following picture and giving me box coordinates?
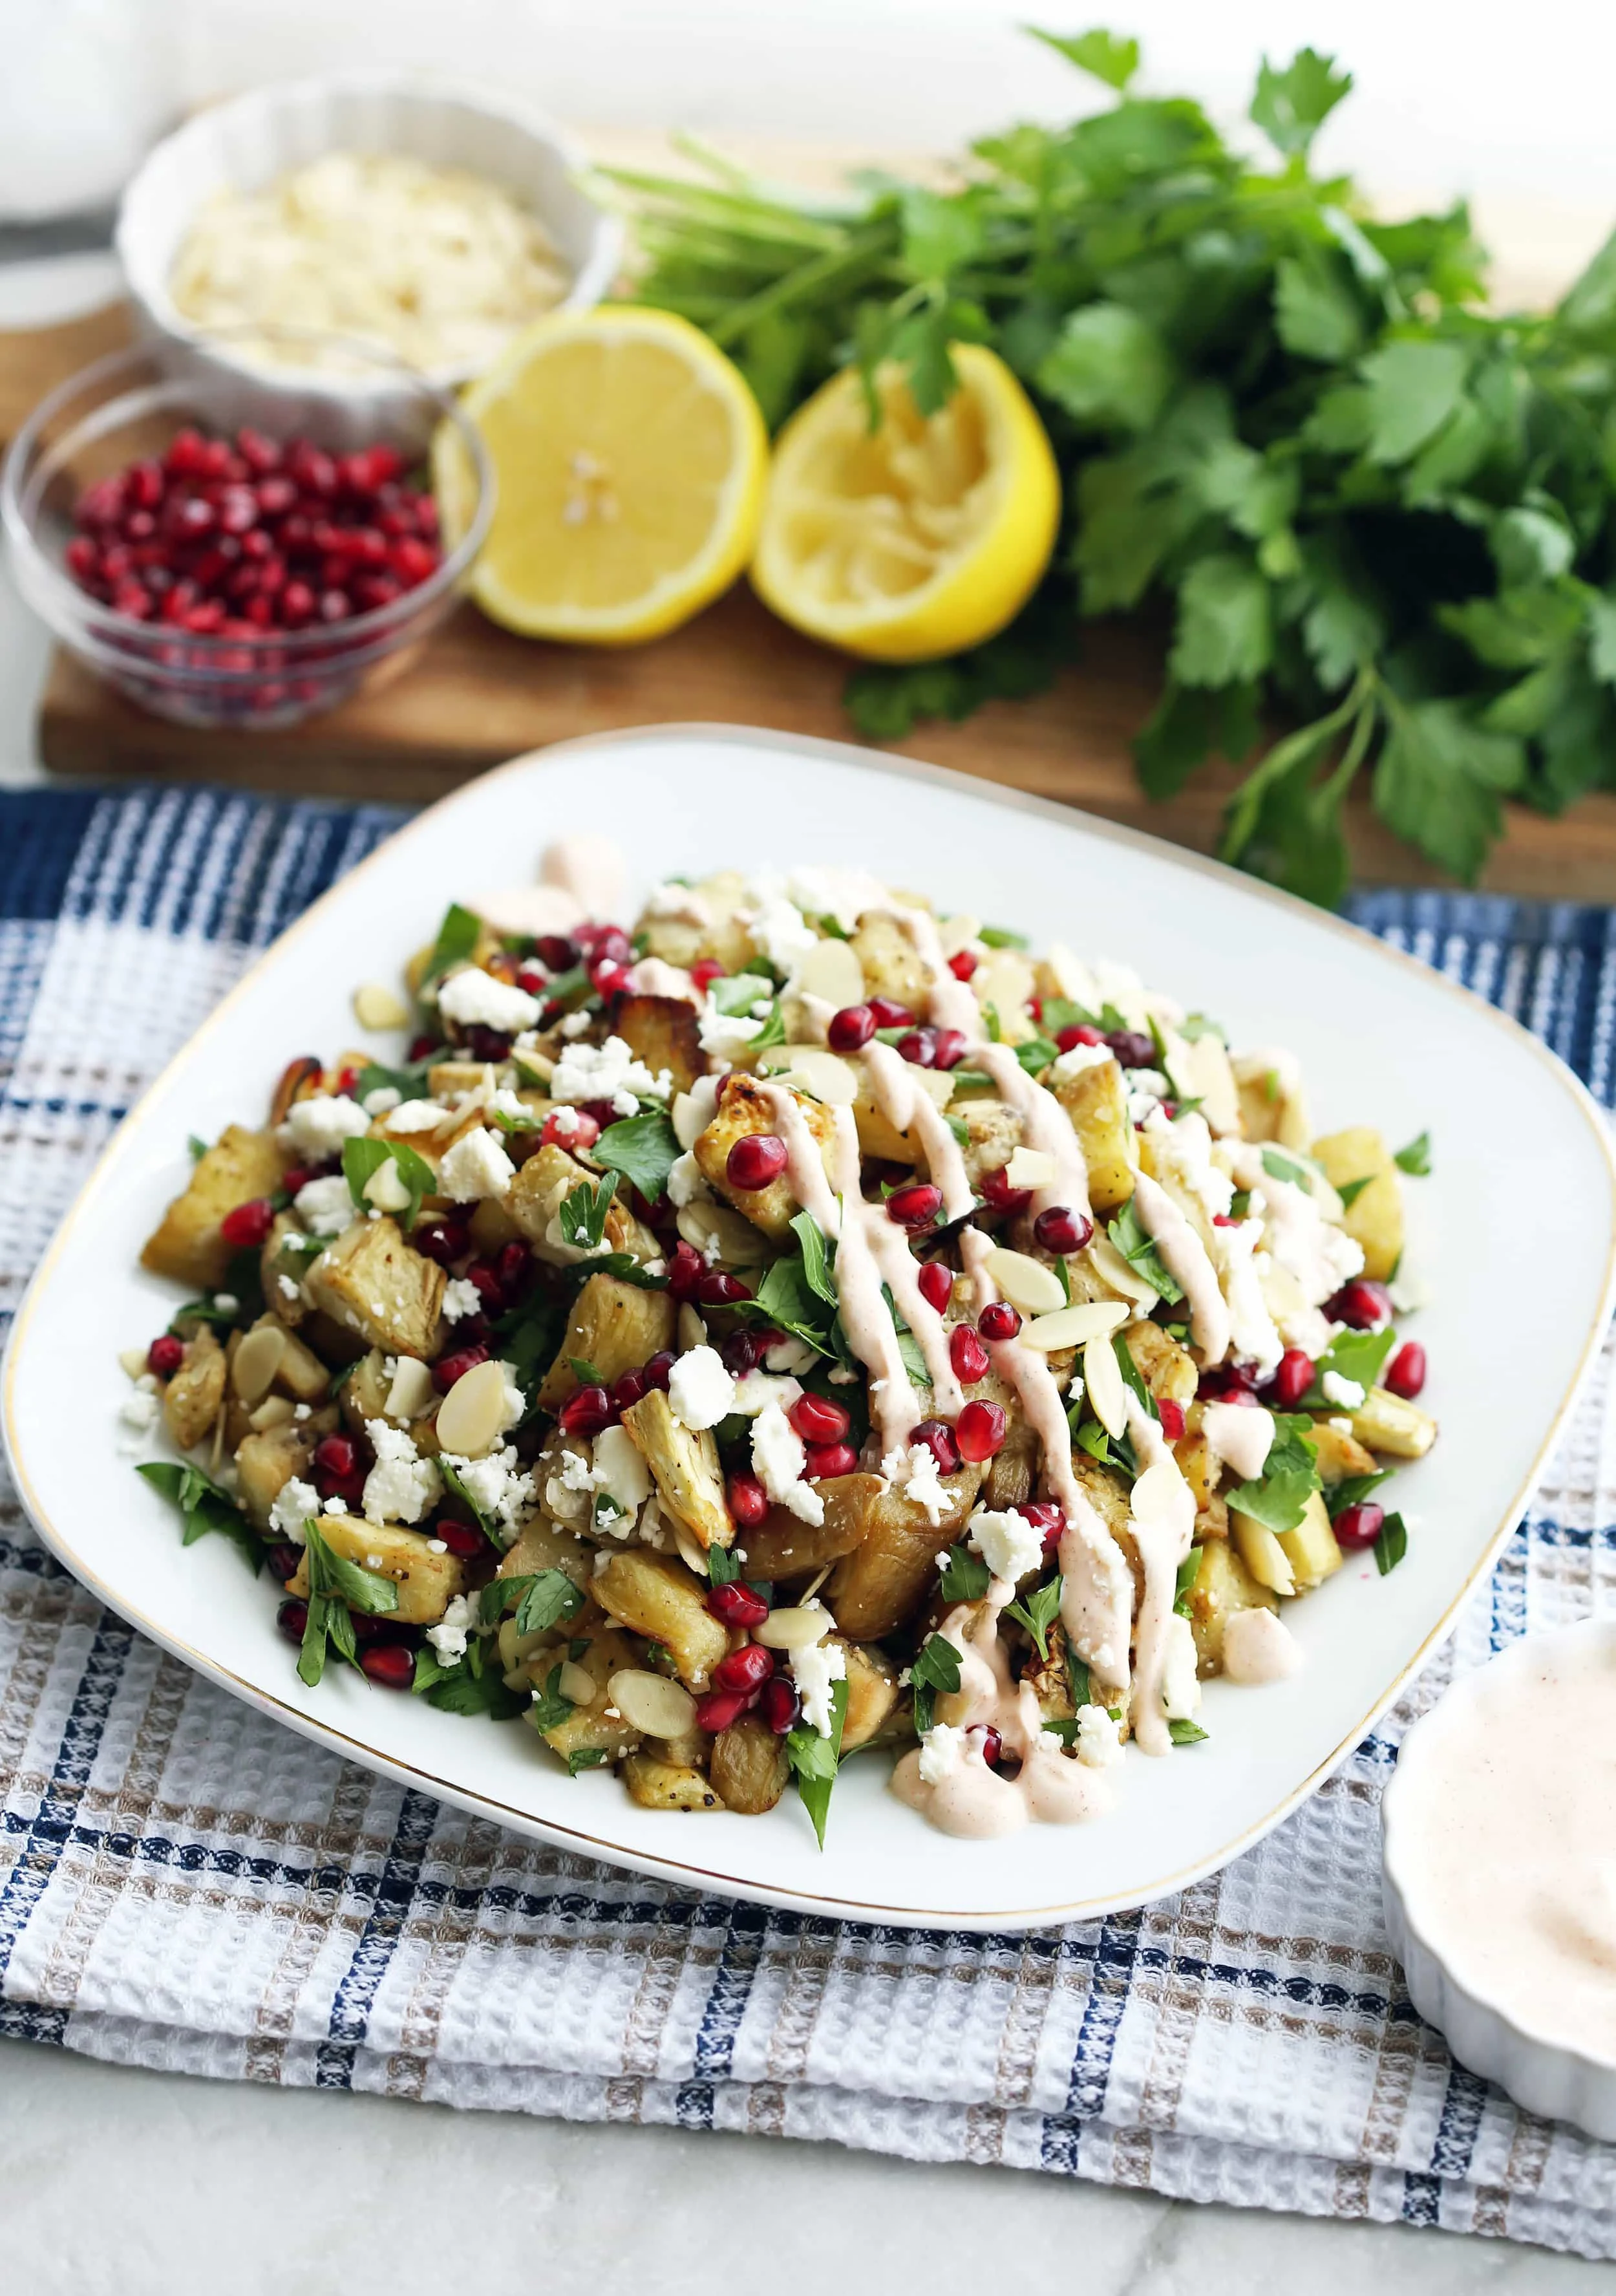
[613,31,1616,902]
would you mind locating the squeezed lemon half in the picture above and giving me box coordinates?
[752,343,1061,663]
[436,306,769,645]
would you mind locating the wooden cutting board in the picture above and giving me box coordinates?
[16,297,1616,899]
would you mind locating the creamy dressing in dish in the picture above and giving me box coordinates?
[1391,1635,1616,2061]
[1201,1399,1275,1483]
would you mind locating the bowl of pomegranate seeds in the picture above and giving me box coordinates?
[1,329,493,729]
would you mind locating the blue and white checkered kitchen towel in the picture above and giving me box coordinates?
[4,784,1616,2260]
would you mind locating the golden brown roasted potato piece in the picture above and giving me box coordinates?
[958,1099,1023,1190]
[234,1421,315,1530]
[593,1550,730,1690]
[622,1754,723,1811]
[1231,1514,1295,1598]
[535,1276,677,1412]
[1277,1491,1344,1591]
[1352,1386,1437,1461]
[1052,1059,1134,1214]
[1173,1428,1216,1512]
[286,1514,465,1623]
[141,1124,288,1290]
[340,1347,394,1435]
[824,1467,984,1639]
[1308,1416,1379,1486]
[303,1218,445,1358]
[971,946,1039,1044]
[1123,1320,1198,1408]
[840,1639,902,1750]
[614,994,706,1098]
[620,1389,732,1550]
[710,1716,790,1814]
[694,1073,836,1241]
[849,1062,958,1167]
[981,1413,1040,1510]
[850,910,929,1013]
[506,1142,656,1265]
[1232,1051,1310,1149]
[1186,1537,1277,1674]
[739,1502,871,1580]
[635,870,756,973]
[1310,1126,1403,1282]
[527,1626,642,1764]
[162,1325,226,1451]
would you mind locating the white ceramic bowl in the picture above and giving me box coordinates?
[1382,1618,1616,2140]
[116,70,622,413]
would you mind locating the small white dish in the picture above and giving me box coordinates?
[116,70,622,411]
[6,727,1616,1931]
[1383,1618,1616,2140]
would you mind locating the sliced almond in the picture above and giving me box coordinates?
[1087,1228,1160,1310]
[385,1356,436,1421]
[794,937,864,1008]
[1083,1329,1129,1440]
[231,1322,287,1406]
[557,1659,599,1708]
[672,1517,710,1574]
[363,1157,412,1214]
[119,1346,151,1380]
[435,1356,510,1456]
[1005,1145,1058,1190]
[1021,1300,1131,1353]
[248,1394,297,1432]
[754,1604,833,1652]
[981,1246,1067,1318]
[354,982,410,1031]
[939,913,981,957]
[608,1668,697,1738]
[676,1199,771,1267]
[758,1045,860,1106]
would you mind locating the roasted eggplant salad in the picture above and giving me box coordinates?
[125,839,1435,1845]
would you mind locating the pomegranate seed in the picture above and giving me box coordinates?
[897,1028,937,1068]
[237,427,282,475]
[280,580,316,627]
[391,536,439,586]
[288,443,337,496]
[496,1241,532,1297]
[867,997,915,1029]
[712,1643,773,1694]
[220,1196,275,1249]
[1326,1279,1392,1330]
[956,1400,1006,1463]
[708,1576,769,1627]
[613,1368,650,1412]
[146,1333,185,1377]
[1333,1500,1386,1552]
[463,1025,513,1062]
[414,1218,470,1267]
[973,1726,1003,1768]
[725,1472,770,1529]
[917,1260,953,1314]
[981,1165,1032,1217]
[590,960,633,999]
[1016,1501,1066,1555]
[256,473,296,515]
[432,1344,489,1394]
[1033,1205,1093,1254]
[1385,1340,1427,1399]
[558,1384,613,1437]
[65,536,100,581]
[950,1325,991,1383]
[266,1542,304,1582]
[644,1351,675,1391]
[579,1099,619,1131]
[909,1418,962,1475]
[1268,1348,1316,1409]
[805,1440,858,1478]
[719,1329,766,1377]
[695,1271,752,1307]
[1157,1397,1186,1439]
[1105,1029,1157,1069]
[1056,1023,1105,1053]
[277,1598,310,1646]
[690,958,725,993]
[727,1133,788,1190]
[407,1033,438,1062]
[759,1676,800,1733]
[886,1181,942,1230]
[931,1028,968,1070]
[361,1644,416,1690]
[575,923,632,963]
[664,1243,707,1299]
[694,1688,752,1734]
[536,934,579,971]
[978,1300,1022,1343]
[434,1519,485,1558]
[319,588,352,623]
[312,1433,357,1480]
[827,1003,876,1053]
[466,1260,505,1309]
[540,1108,602,1152]
[947,949,978,981]
[789,1393,851,1444]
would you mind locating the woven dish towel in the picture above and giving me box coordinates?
[4,786,1616,2262]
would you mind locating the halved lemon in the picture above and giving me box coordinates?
[435,306,768,645]
[752,343,1061,662]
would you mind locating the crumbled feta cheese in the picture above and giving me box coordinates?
[268,1476,320,1545]
[293,1174,355,1237]
[118,1381,162,1447]
[324,1496,348,1515]
[1159,1612,1202,1721]
[1076,1704,1123,1768]
[436,967,542,1034]
[426,1593,475,1663]
[558,1448,597,1494]
[729,1369,802,1419]
[1320,1369,1366,1408]
[751,1401,825,1525]
[791,1633,847,1736]
[387,1099,452,1134]
[213,1292,239,1315]
[293,1403,310,1422]
[668,1344,736,1432]
[363,1085,402,1117]
[558,1009,594,1040]
[549,1033,671,1116]
[439,1443,535,1538]
[967,1505,1045,1585]
[785,865,890,932]
[281,1094,371,1159]
[1051,1040,1114,1082]
[438,1124,515,1203]
[666,1150,707,1209]
[697,1002,767,1063]
[441,1276,480,1322]
[361,1419,441,1525]
[277,1273,302,1304]
[917,1720,972,1784]
[743,888,818,974]
[882,1442,952,1527]
[764,1335,818,1376]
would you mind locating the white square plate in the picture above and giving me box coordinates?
[6,727,1614,1931]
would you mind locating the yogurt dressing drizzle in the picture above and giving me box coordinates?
[1130,1171,1229,1365]
[1120,1398,1196,1758]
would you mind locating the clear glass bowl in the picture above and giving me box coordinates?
[1,326,493,731]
